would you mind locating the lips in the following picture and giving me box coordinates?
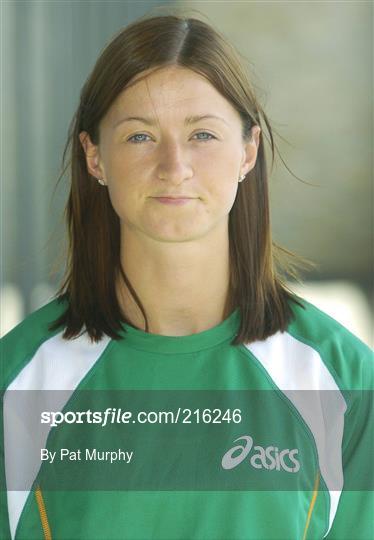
[152,195,195,199]
[152,196,196,206]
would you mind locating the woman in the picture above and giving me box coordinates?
[1,13,372,540]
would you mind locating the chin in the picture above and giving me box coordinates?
[147,230,202,243]
[143,221,208,243]
[139,214,204,240]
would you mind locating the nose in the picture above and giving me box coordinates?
[156,138,193,184]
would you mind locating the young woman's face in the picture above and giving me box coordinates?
[81,66,260,243]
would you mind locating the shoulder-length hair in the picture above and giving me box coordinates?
[51,13,306,344]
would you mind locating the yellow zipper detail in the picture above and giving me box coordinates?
[301,472,320,540]
[35,485,52,540]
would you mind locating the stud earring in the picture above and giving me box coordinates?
[239,174,246,182]
[97,178,106,186]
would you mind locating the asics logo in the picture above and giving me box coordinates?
[222,435,300,473]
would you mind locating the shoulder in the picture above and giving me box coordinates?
[0,297,67,390]
[286,295,373,390]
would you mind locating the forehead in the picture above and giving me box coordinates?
[105,66,239,123]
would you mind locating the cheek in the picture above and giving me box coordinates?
[207,168,240,213]
[219,181,239,213]
[218,154,242,206]
[105,177,139,221]
[209,147,241,177]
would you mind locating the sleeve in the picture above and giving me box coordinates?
[325,341,374,540]
[1,393,12,540]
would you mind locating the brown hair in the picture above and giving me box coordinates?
[51,13,307,344]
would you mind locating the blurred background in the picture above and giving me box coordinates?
[1,0,372,346]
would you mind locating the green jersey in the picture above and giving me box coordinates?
[1,296,373,539]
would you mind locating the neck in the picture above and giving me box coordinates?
[117,225,233,336]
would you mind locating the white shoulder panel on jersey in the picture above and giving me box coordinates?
[3,330,111,539]
[245,330,347,538]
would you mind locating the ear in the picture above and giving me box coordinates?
[79,131,106,180]
[240,125,261,177]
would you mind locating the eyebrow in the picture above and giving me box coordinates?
[113,114,229,129]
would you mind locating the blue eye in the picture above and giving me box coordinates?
[193,132,216,141]
[127,133,152,143]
